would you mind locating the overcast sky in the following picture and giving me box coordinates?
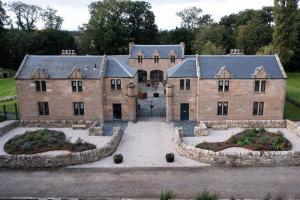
[3,0,274,30]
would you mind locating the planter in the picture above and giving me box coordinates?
[166,153,174,162]
[113,154,123,164]
[153,93,159,98]
[138,92,147,99]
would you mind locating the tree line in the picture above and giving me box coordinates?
[0,0,299,70]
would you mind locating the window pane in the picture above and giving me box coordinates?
[218,81,223,92]
[73,102,79,115]
[72,81,77,92]
[78,81,83,92]
[79,102,84,115]
[217,102,223,115]
[180,79,185,90]
[38,102,44,115]
[41,81,46,92]
[261,81,266,92]
[44,102,49,115]
[223,102,228,115]
[259,102,264,115]
[111,79,115,90]
[35,81,41,92]
[253,102,258,115]
[186,79,190,90]
[254,81,260,91]
[117,79,121,90]
[224,81,229,91]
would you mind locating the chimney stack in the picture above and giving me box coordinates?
[129,42,134,55]
[229,49,243,55]
[61,49,77,56]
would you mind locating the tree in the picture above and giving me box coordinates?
[236,18,273,54]
[42,7,63,30]
[0,0,9,31]
[202,41,225,55]
[0,0,10,67]
[192,24,228,53]
[9,1,42,31]
[273,0,299,66]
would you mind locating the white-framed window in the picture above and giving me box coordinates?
[35,81,46,92]
[217,102,228,116]
[137,55,143,63]
[111,79,121,90]
[253,102,264,115]
[218,80,229,92]
[254,80,266,92]
[154,55,159,63]
[73,102,84,116]
[71,81,83,92]
[170,55,176,63]
[180,79,190,90]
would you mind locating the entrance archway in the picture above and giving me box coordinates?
[138,70,147,83]
[150,70,163,82]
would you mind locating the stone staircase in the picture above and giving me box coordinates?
[173,121,198,137]
[102,121,128,136]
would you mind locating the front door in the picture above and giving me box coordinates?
[180,103,189,121]
[113,104,122,120]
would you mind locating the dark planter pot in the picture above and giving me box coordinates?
[113,154,123,164]
[153,93,159,98]
[165,153,174,163]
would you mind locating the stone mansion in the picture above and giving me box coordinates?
[15,43,287,123]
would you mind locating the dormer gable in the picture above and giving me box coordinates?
[135,49,144,57]
[168,49,177,58]
[252,66,269,79]
[215,66,233,79]
[32,66,48,79]
[152,49,160,57]
[68,67,85,79]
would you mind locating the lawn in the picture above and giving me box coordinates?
[286,73,300,103]
[0,78,16,98]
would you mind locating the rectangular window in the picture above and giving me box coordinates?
[138,56,143,63]
[180,79,190,90]
[217,102,228,116]
[35,81,46,92]
[218,80,229,92]
[111,79,115,90]
[154,56,159,63]
[170,56,176,63]
[38,102,49,115]
[180,79,185,90]
[72,81,83,92]
[255,80,266,92]
[253,102,264,115]
[73,102,84,116]
[116,79,121,90]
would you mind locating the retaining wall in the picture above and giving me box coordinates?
[0,121,19,136]
[201,120,287,129]
[0,127,123,169]
[174,127,300,167]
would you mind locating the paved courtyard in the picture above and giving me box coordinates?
[72,118,208,168]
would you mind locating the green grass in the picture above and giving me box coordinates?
[0,78,16,98]
[287,73,300,103]
[284,101,300,121]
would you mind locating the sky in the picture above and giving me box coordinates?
[3,0,275,31]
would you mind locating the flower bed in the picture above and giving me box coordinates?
[196,128,292,151]
[4,129,96,155]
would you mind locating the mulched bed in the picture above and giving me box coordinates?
[4,129,96,155]
[196,128,292,152]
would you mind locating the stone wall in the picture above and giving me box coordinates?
[287,120,300,137]
[174,127,300,167]
[202,120,287,129]
[0,127,123,169]
[0,121,19,137]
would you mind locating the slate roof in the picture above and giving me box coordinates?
[199,55,285,79]
[130,44,184,59]
[106,55,137,77]
[168,55,286,79]
[16,55,136,79]
[167,59,197,78]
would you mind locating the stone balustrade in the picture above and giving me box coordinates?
[174,127,300,167]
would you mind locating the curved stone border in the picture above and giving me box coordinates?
[174,127,300,167]
[0,121,19,137]
[0,127,123,169]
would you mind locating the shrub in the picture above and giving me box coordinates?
[160,190,174,200]
[165,153,174,163]
[113,153,123,164]
[195,189,218,200]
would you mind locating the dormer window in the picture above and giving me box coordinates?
[154,55,159,63]
[138,55,143,63]
[170,55,176,63]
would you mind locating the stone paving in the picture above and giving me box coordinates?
[71,119,208,168]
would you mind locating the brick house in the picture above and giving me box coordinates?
[15,43,287,123]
